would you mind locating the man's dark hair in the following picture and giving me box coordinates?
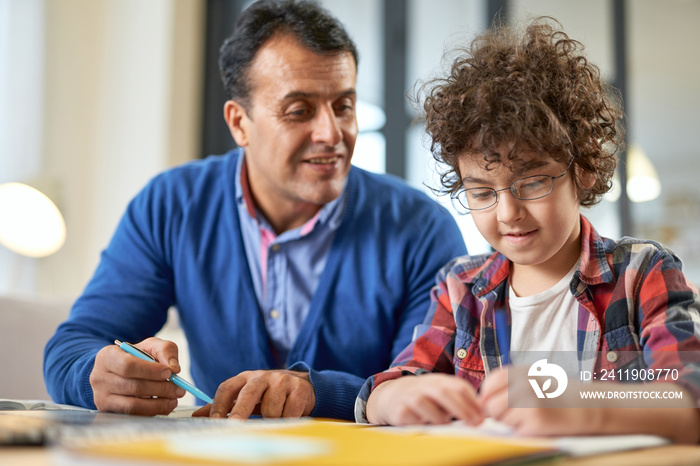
[219,0,359,110]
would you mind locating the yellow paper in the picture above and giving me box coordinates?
[67,419,556,466]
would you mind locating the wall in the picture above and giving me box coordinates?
[0,0,205,298]
[2,0,699,296]
[0,0,46,295]
[628,0,700,284]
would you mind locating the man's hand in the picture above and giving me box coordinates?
[192,370,315,420]
[89,337,186,416]
[365,373,484,426]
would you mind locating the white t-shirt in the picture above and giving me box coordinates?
[509,261,580,360]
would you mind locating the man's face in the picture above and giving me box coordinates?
[225,35,358,229]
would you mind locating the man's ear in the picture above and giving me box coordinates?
[224,100,250,147]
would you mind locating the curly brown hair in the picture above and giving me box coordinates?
[421,17,624,207]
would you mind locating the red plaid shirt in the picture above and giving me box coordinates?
[356,215,700,422]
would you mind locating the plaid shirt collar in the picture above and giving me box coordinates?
[455,215,610,297]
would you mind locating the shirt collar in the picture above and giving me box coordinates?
[577,214,614,285]
[459,215,612,296]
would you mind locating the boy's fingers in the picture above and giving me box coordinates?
[433,386,483,425]
[482,389,509,419]
[411,396,453,424]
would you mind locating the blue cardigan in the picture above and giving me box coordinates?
[43,149,467,420]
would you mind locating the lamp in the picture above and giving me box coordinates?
[0,182,66,258]
[605,144,661,203]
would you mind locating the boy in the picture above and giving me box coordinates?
[355,18,700,443]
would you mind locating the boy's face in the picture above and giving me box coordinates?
[458,153,582,281]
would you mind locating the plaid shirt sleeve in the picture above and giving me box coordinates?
[355,256,489,422]
[631,242,700,404]
[576,217,700,406]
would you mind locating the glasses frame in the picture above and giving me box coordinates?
[454,158,575,212]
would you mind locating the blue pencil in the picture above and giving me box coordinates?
[114,340,213,404]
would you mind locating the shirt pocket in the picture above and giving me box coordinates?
[604,326,641,352]
[454,328,485,379]
[600,326,643,371]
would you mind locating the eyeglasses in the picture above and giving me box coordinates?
[453,159,574,212]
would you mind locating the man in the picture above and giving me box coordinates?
[43,0,466,421]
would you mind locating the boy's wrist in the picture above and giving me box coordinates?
[365,379,388,424]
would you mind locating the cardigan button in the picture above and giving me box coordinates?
[270,309,280,319]
[456,348,467,359]
[606,351,618,363]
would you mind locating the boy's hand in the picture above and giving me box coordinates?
[365,373,484,426]
[479,367,601,437]
[481,367,700,443]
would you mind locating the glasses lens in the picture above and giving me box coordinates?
[512,175,553,200]
[463,188,497,210]
[451,191,470,213]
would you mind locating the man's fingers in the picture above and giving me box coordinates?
[210,375,249,419]
[206,370,315,420]
[257,377,312,419]
[273,375,314,418]
[280,389,311,418]
[102,394,179,416]
[114,377,185,399]
[139,337,181,373]
[259,385,287,418]
[90,342,186,416]
[103,345,174,382]
[230,378,268,420]
[192,404,212,418]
